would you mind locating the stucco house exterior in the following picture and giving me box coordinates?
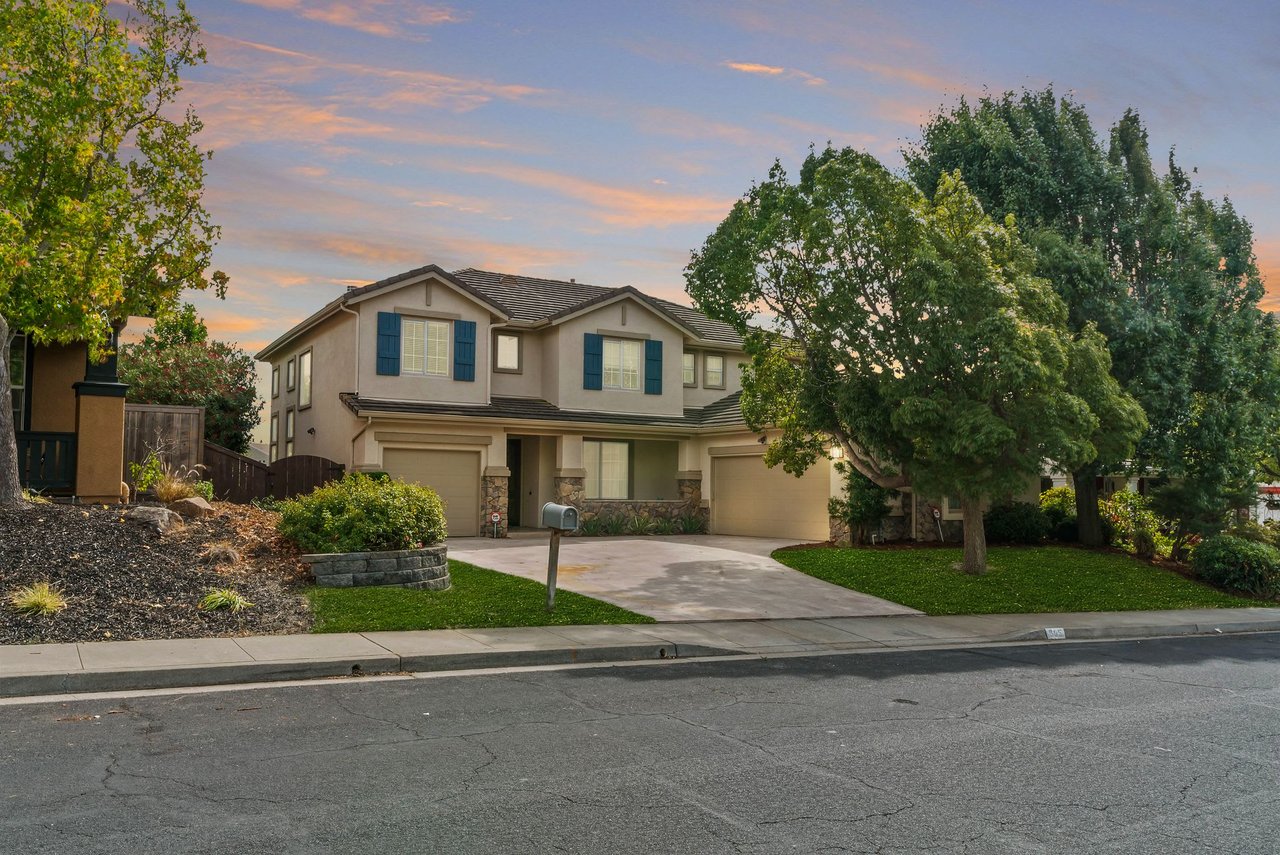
[11,328,128,504]
[256,265,991,541]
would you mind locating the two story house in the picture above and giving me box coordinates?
[256,265,868,540]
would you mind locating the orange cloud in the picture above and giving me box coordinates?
[455,162,733,228]
[235,0,466,39]
[186,80,515,151]
[722,60,825,86]
[201,33,546,114]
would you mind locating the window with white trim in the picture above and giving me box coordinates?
[682,352,696,386]
[602,338,641,391]
[943,496,963,520]
[495,333,520,372]
[9,334,26,430]
[585,440,630,499]
[298,350,312,408]
[402,318,449,376]
[704,354,724,388]
[269,414,279,462]
[285,409,295,457]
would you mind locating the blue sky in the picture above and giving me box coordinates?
[173,0,1280,352]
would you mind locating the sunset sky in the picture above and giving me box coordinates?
[171,0,1280,355]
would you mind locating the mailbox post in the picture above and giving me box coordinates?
[540,503,580,611]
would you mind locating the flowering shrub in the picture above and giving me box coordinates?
[278,474,446,554]
[118,305,261,453]
[1100,490,1173,558]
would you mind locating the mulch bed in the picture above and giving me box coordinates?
[0,501,313,644]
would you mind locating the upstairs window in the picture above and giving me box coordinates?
[403,318,450,376]
[284,409,295,457]
[495,332,521,372]
[286,357,296,391]
[704,354,725,388]
[585,440,630,499]
[269,414,279,463]
[298,350,312,408]
[682,352,696,386]
[271,365,279,398]
[603,337,641,391]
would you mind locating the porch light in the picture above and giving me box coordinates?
[829,444,844,460]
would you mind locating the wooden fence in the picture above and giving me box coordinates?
[203,441,345,503]
[124,404,205,482]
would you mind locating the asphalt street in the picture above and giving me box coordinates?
[2,634,1278,854]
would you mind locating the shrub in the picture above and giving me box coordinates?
[651,517,681,536]
[9,582,67,616]
[278,473,447,554]
[199,588,254,613]
[829,465,898,545]
[1039,487,1076,526]
[131,449,209,503]
[1191,535,1280,597]
[1101,490,1174,557]
[677,512,707,535]
[578,516,604,536]
[624,514,654,536]
[983,502,1050,544]
[154,472,198,503]
[1226,518,1279,548]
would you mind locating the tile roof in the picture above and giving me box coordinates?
[340,391,748,430]
[451,268,742,345]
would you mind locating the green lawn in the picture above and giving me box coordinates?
[772,545,1274,615]
[306,560,655,633]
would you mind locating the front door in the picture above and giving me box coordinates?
[506,438,522,527]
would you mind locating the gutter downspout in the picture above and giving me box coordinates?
[338,300,360,393]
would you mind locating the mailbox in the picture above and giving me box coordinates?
[541,502,580,531]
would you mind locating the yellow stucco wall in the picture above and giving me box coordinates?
[29,343,84,433]
[74,392,126,503]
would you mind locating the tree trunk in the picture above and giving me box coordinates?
[0,314,26,506]
[1073,470,1104,547]
[960,496,987,575]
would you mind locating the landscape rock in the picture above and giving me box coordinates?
[169,497,215,519]
[124,505,185,534]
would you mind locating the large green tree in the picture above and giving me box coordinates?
[686,147,1138,573]
[904,90,1274,548]
[0,0,223,505]
[119,305,260,453]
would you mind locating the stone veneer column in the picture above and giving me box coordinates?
[481,467,510,538]
[829,516,851,546]
[554,468,586,510]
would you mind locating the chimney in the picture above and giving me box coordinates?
[569,278,576,283]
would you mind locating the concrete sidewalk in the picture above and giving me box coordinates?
[2,607,1278,699]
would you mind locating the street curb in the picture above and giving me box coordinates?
[996,618,1280,643]
[2,621,1277,700]
[0,642,737,699]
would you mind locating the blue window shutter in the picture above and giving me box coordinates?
[453,320,476,382]
[644,339,662,395]
[583,333,603,390]
[376,312,401,376]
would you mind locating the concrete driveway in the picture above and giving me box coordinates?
[448,533,918,621]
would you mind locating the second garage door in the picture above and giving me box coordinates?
[711,454,831,541]
[382,448,481,537]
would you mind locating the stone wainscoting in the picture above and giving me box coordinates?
[481,473,509,538]
[582,499,703,523]
[303,545,450,589]
[828,513,912,546]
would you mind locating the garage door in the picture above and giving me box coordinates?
[382,449,480,537]
[712,454,831,541]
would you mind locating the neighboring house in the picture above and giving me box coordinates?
[256,265,1020,540]
[11,329,128,503]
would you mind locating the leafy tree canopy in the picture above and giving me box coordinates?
[0,0,224,504]
[686,147,1137,572]
[119,306,261,453]
[905,89,1276,547]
